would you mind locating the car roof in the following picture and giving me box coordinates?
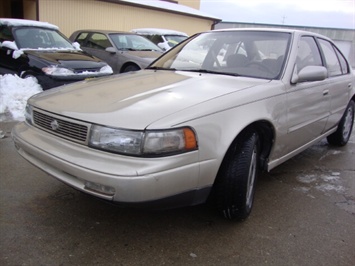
[211,27,330,39]
[72,29,138,35]
[0,18,59,30]
[131,28,188,36]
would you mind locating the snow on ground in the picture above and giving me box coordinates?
[0,74,43,122]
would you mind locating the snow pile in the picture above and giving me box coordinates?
[0,74,43,121]
[0,18,59,30]
[0,41,83,60]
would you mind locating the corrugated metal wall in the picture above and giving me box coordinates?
[178,0,200,10]
[38,0,212,37]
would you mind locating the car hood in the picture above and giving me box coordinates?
[29,70,271,129]
[125,50,163,60]
[25,50,107,69]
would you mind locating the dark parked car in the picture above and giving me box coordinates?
[0,18,113,90]
[69,30,163,73]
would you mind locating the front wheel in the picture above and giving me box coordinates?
[20,71,38,83]
[327,100,354,146]
[122,64,140,73]
[212,130,260,221]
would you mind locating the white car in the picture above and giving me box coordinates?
[131,28,188,51]
[12,28,355,221]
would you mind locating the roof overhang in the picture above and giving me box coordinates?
[98,0,221,23]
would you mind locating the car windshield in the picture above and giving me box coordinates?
[109,33,162,51]
[14,27,74,49]
[165,35,188,47]
[149,31,291,79]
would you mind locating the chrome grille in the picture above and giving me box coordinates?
[33,110,89,144]
[74,67,100,73]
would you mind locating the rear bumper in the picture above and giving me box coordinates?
[12,122,210,208]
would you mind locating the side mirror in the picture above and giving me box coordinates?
[105,47,116,54]
[157,43,167,51]
[291,65,328,84]
[1,40,17,50]
[72,42,81,50]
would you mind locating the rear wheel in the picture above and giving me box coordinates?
[212,129,260,221]
[327,100,354,146]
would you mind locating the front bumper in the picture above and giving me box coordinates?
[12,122,210,208]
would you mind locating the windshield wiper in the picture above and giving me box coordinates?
[181,69,240,77]
[118,48,160,52]
[139,49,161,51]
[146,66,176,71]
[117,48,137,51]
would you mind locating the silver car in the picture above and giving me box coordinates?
[69,30,163,73]
[12,29,355,221]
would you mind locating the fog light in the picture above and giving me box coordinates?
[84,181,115,196]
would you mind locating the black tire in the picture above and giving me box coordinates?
[122,64,140,73]
[213,129,260,221]
[327,100,354,146]
[20,71,38,82]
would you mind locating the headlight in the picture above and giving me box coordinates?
[89,126,143,155]
[25,104,33,125]
[42,66,74,76]
[143,128,197,155]
[89,125,198,156]
[42,65,113,76]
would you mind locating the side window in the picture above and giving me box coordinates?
[150,34,164,45]
[112,35,128,49]
[318,39,342,77]
[0,26,14,42]
[296,36,322,73]
[87,33,110,50]
[141,34,153,42]
[75,32,88,46]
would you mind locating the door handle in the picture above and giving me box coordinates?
[323,90,329,96]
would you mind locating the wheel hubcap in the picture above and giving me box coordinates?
[342,107,354,140]
[246,147,257,209]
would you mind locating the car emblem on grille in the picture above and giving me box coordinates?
[50,120,60,131]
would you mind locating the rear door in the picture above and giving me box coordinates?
[317,38,353,132]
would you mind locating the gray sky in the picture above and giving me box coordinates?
[200,0,355,29]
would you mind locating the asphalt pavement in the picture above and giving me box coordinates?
[0,120,354,265]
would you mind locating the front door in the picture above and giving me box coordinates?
[285,35,330,153]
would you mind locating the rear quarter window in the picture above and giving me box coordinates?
[334,46,350,74]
